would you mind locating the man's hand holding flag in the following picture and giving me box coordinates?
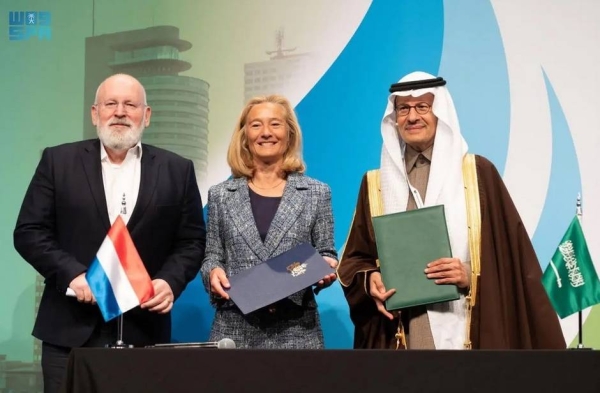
[81,216,155,322]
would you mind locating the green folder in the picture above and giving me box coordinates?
[372,205,459,311]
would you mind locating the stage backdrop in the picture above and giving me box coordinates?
[2,0,600,389]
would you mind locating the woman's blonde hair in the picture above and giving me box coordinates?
[227,94,306,178]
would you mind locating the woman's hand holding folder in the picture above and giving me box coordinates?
[314,256,338,295]
[209,267,231,300]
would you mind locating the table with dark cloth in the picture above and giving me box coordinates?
[61,348,600,393]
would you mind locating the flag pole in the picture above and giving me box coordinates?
[108,314,131,348]
[576,193,584,348]
[574,193,591,350]
[107,214,133,348]
[577,311,584,348]
[116,314,125,346]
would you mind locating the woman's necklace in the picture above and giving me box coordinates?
[250,178,285,190]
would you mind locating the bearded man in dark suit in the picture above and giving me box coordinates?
[14,73,206,393]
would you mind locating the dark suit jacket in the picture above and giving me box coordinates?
[13,139,206,348]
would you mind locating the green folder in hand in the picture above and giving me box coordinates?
[372,205,459,311]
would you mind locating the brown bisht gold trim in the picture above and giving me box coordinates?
[366,169,406,349]
[462,153,482,349]
[366,169,384,217]
[337,210,377,290]
[366,169,383,291]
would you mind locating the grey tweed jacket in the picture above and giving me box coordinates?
[200,172,337,348]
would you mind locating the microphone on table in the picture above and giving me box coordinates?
[147,338,236,349]
[67,289,236,349]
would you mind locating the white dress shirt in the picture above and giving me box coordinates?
[100,142,142,225]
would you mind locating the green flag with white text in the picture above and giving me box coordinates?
[542,216,600,319]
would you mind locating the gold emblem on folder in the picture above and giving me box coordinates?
[287,262,307,277]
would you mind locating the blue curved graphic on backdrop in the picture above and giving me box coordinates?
[298,0,444,252]
[532,70,582,270]
[438,0,510,172]
[297,0,444,348]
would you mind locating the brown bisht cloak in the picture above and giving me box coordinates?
[338,155,566,349]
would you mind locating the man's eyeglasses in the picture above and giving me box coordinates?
[395,103,431,117]
[95,101,146,113]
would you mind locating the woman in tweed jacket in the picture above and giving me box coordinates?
[200,95,338,349]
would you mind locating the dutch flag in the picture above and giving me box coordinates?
[87,216,154,321]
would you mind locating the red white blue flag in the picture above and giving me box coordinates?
[87,216,154,321]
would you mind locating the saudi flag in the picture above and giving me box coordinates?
[542,216,600,319]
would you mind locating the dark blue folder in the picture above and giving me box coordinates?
[226,242,334,315]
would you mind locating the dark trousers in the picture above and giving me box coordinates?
[42,320,117,393]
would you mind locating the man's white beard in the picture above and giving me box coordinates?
[97,117,145,151]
